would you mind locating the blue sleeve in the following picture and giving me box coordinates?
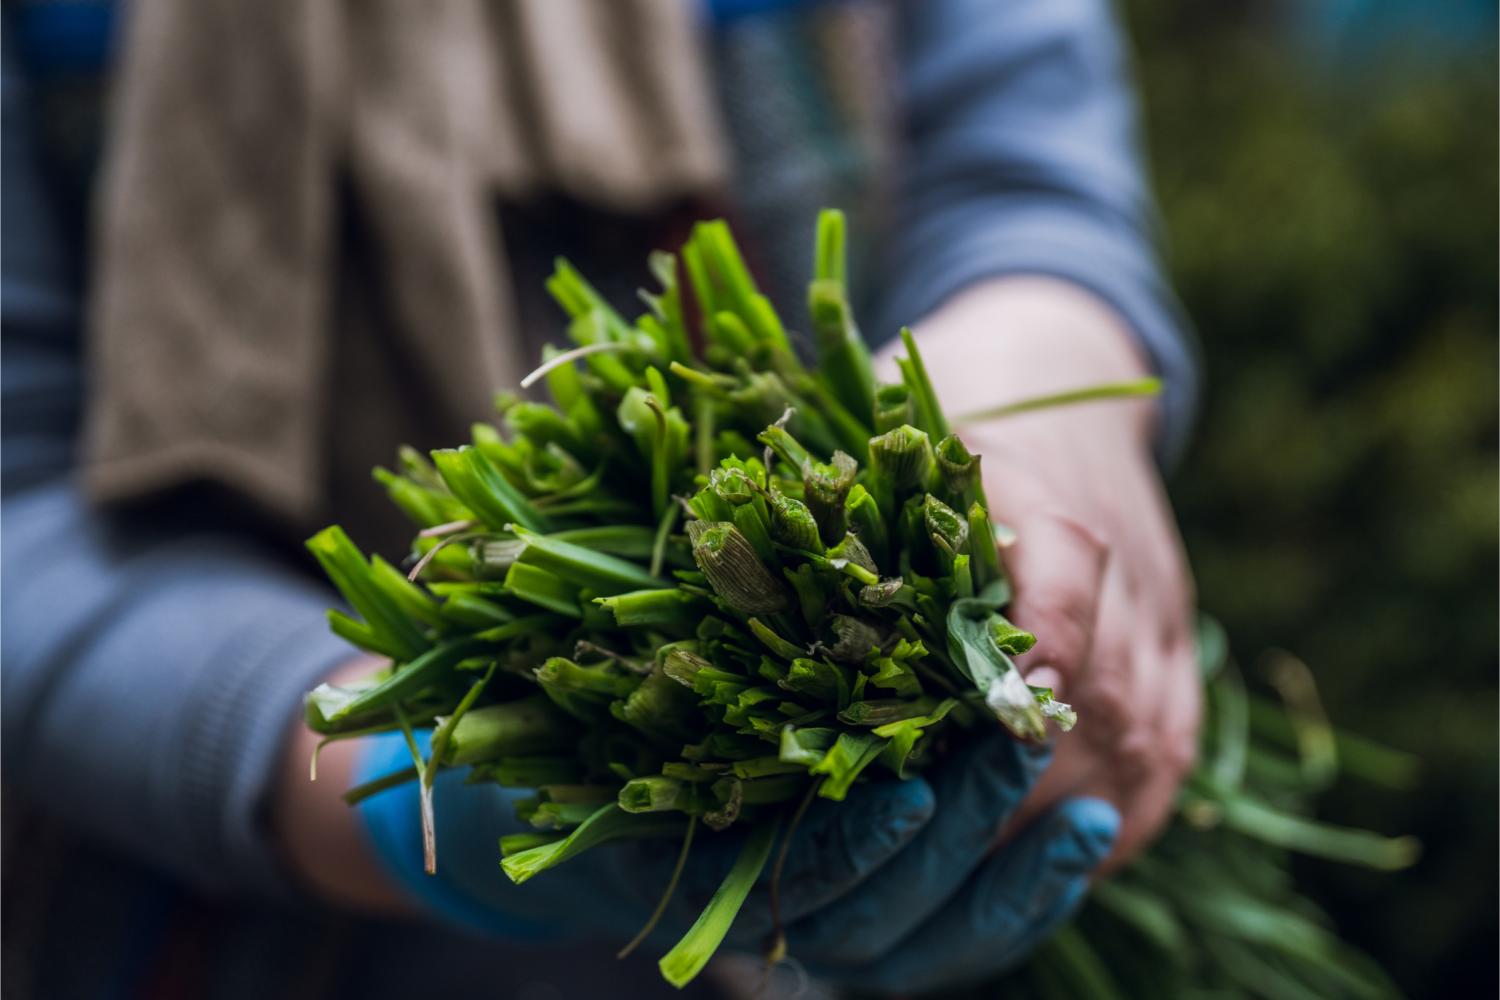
[879,0,1199,464]
[0,41,353,898]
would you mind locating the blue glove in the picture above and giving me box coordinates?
[356,728,1117,992]
[649,732,1118,992]
[788,733,1120,993]
[356,729,934,943]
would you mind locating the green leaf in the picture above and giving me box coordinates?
[619,776,701,814]
[966,501,1004,591]
[373,466,469,528]
[511,526,666,593]
[431,446,549,533]
[306,526,430,662]
[658,815,781,987]
[427,662,498,790]
[1200,779,1420,870]
[872,697,956,777]
[778,725,837,768]
[1090,880,1188,955]
[502,803,684,884]
[369,555,444,630]
[643,250,693,364]
[500,831,562,857]
[779,657,852,708]
[896,327,950,440]
[612,666,700,746]
[949,377,1162,425]
[327,609,403,659]
[474,756,582,788]
[687,521,788,616]
[596,588,704,629]
[445,695,578,765]
[305,638,483,731]
[748,617,803,661]
[945,583,1048,741]
[811,731,889,800]
[1211,661,1250,790]
[503,562,582,617]
[436,592,515,629]
[809,213,876,421]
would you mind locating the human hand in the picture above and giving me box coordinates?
[889,276,1202,870]
[273,656,416,915]
[755,736,1117,994]
[350,726,935,943]
[351,725,1115,993]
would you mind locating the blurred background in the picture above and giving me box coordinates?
[1121,0,1496,995]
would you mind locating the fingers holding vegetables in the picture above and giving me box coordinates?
[977,411,1199,871]
[1103,623,1200,869]
[1001,508,1110,699]
[613,775,937,947]
[307,214,1171,987]
[826,796,1119,994]
[783,733,1052,966]
[1038,478,1199,873]
[888,277,1201,873]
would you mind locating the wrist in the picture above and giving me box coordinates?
[879,276,1159,447]
[272,655,412,914]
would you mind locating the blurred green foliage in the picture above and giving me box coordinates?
[1124,2,1497,994]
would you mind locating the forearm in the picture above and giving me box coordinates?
[884,0,1198,462]
[2,38,402,910]
[0,481,367,898]
[885,276,1157,440]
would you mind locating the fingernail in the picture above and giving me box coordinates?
[1024,665,1064,698]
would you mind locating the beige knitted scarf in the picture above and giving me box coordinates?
[82,0,728,546]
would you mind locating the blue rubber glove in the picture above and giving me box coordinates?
[789,733,1120,993]
[629,731,1118,991]
[355,730,932,943]
[356,729,1118,992]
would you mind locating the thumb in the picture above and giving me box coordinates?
[1001,511,1108,699]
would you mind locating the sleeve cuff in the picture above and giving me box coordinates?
[170,584,362,898]
[875,198,1201,469]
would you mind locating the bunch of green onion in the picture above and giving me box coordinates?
[963,624,1420,1000]
[304,211,1415,994]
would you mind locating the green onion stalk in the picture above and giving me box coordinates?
[304,210,1415,993]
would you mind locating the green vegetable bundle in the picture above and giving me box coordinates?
[963,626,1420,1000]
[303,210,1414,994]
